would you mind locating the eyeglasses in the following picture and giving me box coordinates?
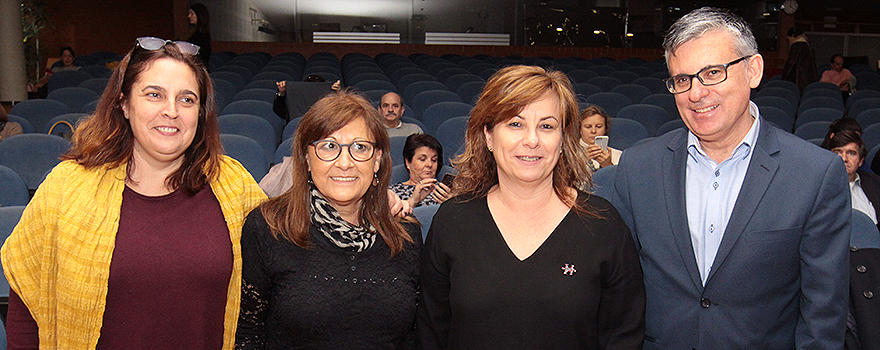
[310,140,376,162]
[664,56,751,94]
[136,37,200,56]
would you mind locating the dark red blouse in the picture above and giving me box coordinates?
[5,185,231,349]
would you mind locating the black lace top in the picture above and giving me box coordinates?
[235,208,421,350]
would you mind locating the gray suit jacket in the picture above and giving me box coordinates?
[612,117,850,349]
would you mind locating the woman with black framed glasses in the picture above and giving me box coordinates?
[235,90,421,349]
[1,37,265,349]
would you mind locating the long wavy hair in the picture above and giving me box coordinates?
[63,39,222,195]
[452,65,594,215]
[260,90,412,254]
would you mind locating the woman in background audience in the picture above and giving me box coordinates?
[579,105,621,170]
[188,3,212,67]
[0,106,23,142]
[236,90,421,349]
[1,36,265,349]
[390,133,451,208]
[418,65,645,349]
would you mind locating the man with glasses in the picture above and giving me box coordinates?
[612,7,850,349]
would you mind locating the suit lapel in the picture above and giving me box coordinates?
[705,119,780,284]
[664,131,705,291]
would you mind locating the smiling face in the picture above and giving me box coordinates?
[484,93,562,187]
[406,146,439,182]
[308,117,382,218]
[667,29,762,146]
[122,57,200,170]
[580,114,606,144]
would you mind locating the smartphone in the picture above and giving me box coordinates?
[594,135,609,151]
[441,173,456,187]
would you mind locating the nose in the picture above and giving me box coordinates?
[522,126,540,148]
[334,146,355,169]
[162,99,179,119]
[687,79,710,102]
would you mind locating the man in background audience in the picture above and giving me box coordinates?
[379,92,422,137]
[823,130,880,227]
[821,54,856,101]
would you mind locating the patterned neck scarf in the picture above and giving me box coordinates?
[309,186,377,252]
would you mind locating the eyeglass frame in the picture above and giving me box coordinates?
[309,140,377,162]
[664,55,752,94]
[135,37,200,56]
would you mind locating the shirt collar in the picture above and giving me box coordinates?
[687,101,761,162]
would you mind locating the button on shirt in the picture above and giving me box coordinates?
[686,102,761,285]
[851,173,878,224]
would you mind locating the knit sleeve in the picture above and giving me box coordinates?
[235,209,273,350]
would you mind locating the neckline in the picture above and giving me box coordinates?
[483,195,573,262]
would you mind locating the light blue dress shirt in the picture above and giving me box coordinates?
[686,102,761,285]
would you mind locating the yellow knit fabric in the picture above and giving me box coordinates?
[1,156,267,349]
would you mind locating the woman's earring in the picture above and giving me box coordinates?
[372,172,379,186]
[487,145,493,152]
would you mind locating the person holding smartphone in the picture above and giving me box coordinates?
[579,105,621,171]
[389,133,452,208]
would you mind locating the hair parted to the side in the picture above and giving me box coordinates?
[63,40,222,195]
[260,89,412,255]
[822,129,867,159]
[663,7,758,63]
[579,105,611,133]
[451,65,594,215]
[403,133,444,178]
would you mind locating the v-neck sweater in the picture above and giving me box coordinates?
[417,191,645,350]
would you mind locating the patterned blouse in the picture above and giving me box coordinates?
[389,182,439,207]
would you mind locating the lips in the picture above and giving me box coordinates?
[330,176,358,182]
[154,126,179,133]
[517,156,542,161]
[694,105,719,113]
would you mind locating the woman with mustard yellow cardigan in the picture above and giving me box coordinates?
[1,37,265,349]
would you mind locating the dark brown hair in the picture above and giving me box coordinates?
[822,129,867,159]
[260,90,412,254]
[452,65,593,215]
[190,3,211,36]
[63,40,222,195]
[403,133,443,178]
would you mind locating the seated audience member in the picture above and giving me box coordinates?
[579,105,621,171]
[389,133,451,208]
[236,90,421,348]
[273,74,341,121]
[820,54,856,98]
[822,117,862,145]
[30,46,80,95]
[0,106,24,142]
[822,130,880,226]
[379,92,422,138]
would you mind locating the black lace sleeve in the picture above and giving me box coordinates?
[236,209,271,350]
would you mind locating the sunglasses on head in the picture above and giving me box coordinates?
[135,37,200,56]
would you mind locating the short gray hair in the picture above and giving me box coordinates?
[663,7,758,62]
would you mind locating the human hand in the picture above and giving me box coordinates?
[276,80,286,94]
[586,144,612,168]
[331,80,342,91]
[387,189,412,217]
[409,178,437,207]
[432,181,452,204]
